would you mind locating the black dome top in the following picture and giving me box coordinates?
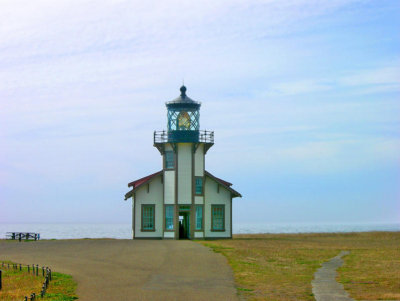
[166,86,201,108]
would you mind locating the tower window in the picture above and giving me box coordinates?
[142,205,155,231]
[211,205,225,231]
[195,205,203,230]
[195,177,203,195]
[165,205,174,230]
[165,151,174,169]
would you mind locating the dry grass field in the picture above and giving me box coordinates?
[0,261,77,301]
[199,231,400,301]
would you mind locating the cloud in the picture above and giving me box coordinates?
[0,0,399,223]
[253,60,400,98]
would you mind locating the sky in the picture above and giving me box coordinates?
[0,0,399,225]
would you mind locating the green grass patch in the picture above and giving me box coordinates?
[0,261,77,301]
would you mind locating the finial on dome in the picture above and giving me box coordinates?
[180,85,187,97]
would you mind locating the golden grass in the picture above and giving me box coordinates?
[0,261,77,301]
[198,232,400,301]
[338,232,400,300]
[0,262,43,300]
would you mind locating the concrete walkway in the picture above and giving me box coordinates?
[312,251,354,301]
[0,239,238,301]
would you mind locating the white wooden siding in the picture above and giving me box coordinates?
[134,175,163,238]
[194,196,204,204]
[204,176,231,238]
[164,170,175,204]
[177,143,192,204]
[194,231,204,238]
[194,144,204,176]
[163,231,174,239]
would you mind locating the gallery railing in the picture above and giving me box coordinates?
[154,130,214,144]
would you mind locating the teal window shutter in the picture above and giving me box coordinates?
[195,206,203,230]
[195,177,203,195]
[165,151,174,169]
[165,205,174,230]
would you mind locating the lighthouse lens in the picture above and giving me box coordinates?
[178,111,191,130]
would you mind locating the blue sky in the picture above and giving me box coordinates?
[0,0,399,224]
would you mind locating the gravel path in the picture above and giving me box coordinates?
[312,251,354,301]
[0,239,238,301]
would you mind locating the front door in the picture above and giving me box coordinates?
[178,207,191,239]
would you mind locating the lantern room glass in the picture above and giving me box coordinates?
[167,108,200,131]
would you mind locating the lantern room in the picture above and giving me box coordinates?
[166,85,201,143]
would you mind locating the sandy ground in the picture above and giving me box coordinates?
[0,239,238,301]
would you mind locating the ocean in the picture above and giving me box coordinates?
[0,222,399,239]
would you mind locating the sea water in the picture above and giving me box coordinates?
[0,222,398,239]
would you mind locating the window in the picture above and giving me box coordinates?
[195,205,203,230]
[142,205,155,231]
[211,205,225,231]
[195,177,203,195]
[165,151,174,169]
[165,205,174,230]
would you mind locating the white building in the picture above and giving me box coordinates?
[124,86,241,239]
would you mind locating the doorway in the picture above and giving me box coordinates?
[178,210,190,239]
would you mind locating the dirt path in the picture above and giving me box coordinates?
[0,239,238,301]
[312,251,353,301]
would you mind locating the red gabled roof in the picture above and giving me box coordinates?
[205,171,242,198]
[125,171,162,200]
[207,173,232,187]
[124,170,241,200]
[128,171,162,188]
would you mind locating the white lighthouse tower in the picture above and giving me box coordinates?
[125,86,241,239]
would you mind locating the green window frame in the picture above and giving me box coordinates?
[141,205,155,231]
[195,177,203,195]
[165,205,174,231]
[211,205,225,231]
[165,151,174,169]
[195,205,203,230]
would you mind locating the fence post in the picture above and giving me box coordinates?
[20,264,22,271]
[0,269,2,290]
[36,265,38,276]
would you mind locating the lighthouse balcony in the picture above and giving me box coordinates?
[154,130,214,144]
[154,130,214,154]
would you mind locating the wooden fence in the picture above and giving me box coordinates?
[0,261,52,300]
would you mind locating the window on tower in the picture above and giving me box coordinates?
[195,177,203,195]
[165,205,174,230]
[165,151,174,169]
[195,205,203,230]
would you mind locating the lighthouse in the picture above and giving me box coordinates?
[125,86,241,239]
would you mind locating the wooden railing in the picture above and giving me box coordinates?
[154,130,214,144]
[0,261,52,300]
